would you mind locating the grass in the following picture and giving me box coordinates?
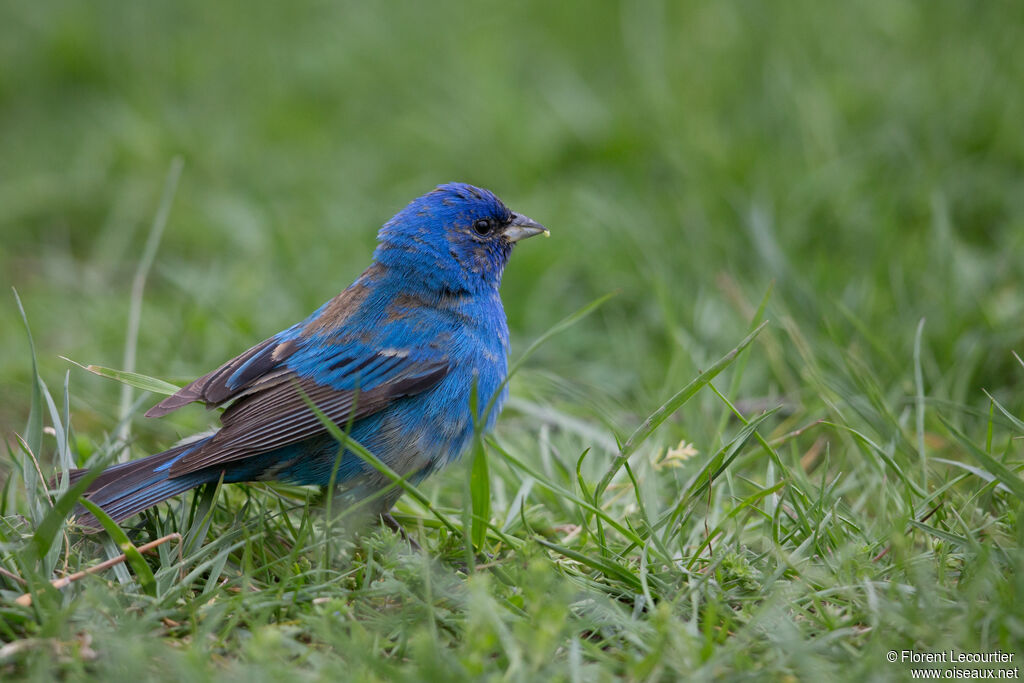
[2,0,1024,679]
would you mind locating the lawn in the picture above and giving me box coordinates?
[2,0,1023,679]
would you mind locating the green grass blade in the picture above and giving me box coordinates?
[685,480,786,570]
[78,499,158,597]
[469,435,490,551]
[907,519,970,548]
[28,468,103,563]
[63,357,181,396]
[938,414,1024,499]
[117,157,184,445]
[185,475,225,556]
[983,389,1024,434]
[914,317,927,490]
[533,537,643,592]
[714,283,773,442]
[662,408,780,538]
[597,321,769,499]
[295,384,462,536]
[933,458,1010,493]
[490,439,646,547]
[465,376,490,559]
[13,289,44,506]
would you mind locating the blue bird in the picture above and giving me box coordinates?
[68,183,548,530]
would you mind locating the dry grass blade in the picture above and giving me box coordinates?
[15,533,181,607]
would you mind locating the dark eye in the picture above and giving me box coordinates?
[473,218,496,236]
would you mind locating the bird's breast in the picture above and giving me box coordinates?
[369,296,508,475]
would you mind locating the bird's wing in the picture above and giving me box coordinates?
[145,330,306,418]
[163,339,449,477]
[146,267,381,419]
[145,266,451,479]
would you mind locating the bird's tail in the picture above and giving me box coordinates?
[65,438,214,531]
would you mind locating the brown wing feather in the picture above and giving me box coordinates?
[165,360,448,477]
[145,337,298,418]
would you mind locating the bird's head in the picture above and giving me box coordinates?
[374,182,548,294]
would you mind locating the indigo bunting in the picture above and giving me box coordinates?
[69,183,548,529]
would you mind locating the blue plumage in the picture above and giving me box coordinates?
[69,182,548,529]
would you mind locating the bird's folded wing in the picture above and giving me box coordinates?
[165,351,448,477]
[143,330,449,478]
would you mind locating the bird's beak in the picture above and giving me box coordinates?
[504,213,550,242]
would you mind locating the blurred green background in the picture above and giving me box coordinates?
[4,2,1024,677]
[2,0,1023,451]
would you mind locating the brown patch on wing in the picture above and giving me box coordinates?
[302,264,383,337]
[302,285,370,337]
[385,291,435,321]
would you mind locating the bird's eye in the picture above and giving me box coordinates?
[473,218,496,236]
